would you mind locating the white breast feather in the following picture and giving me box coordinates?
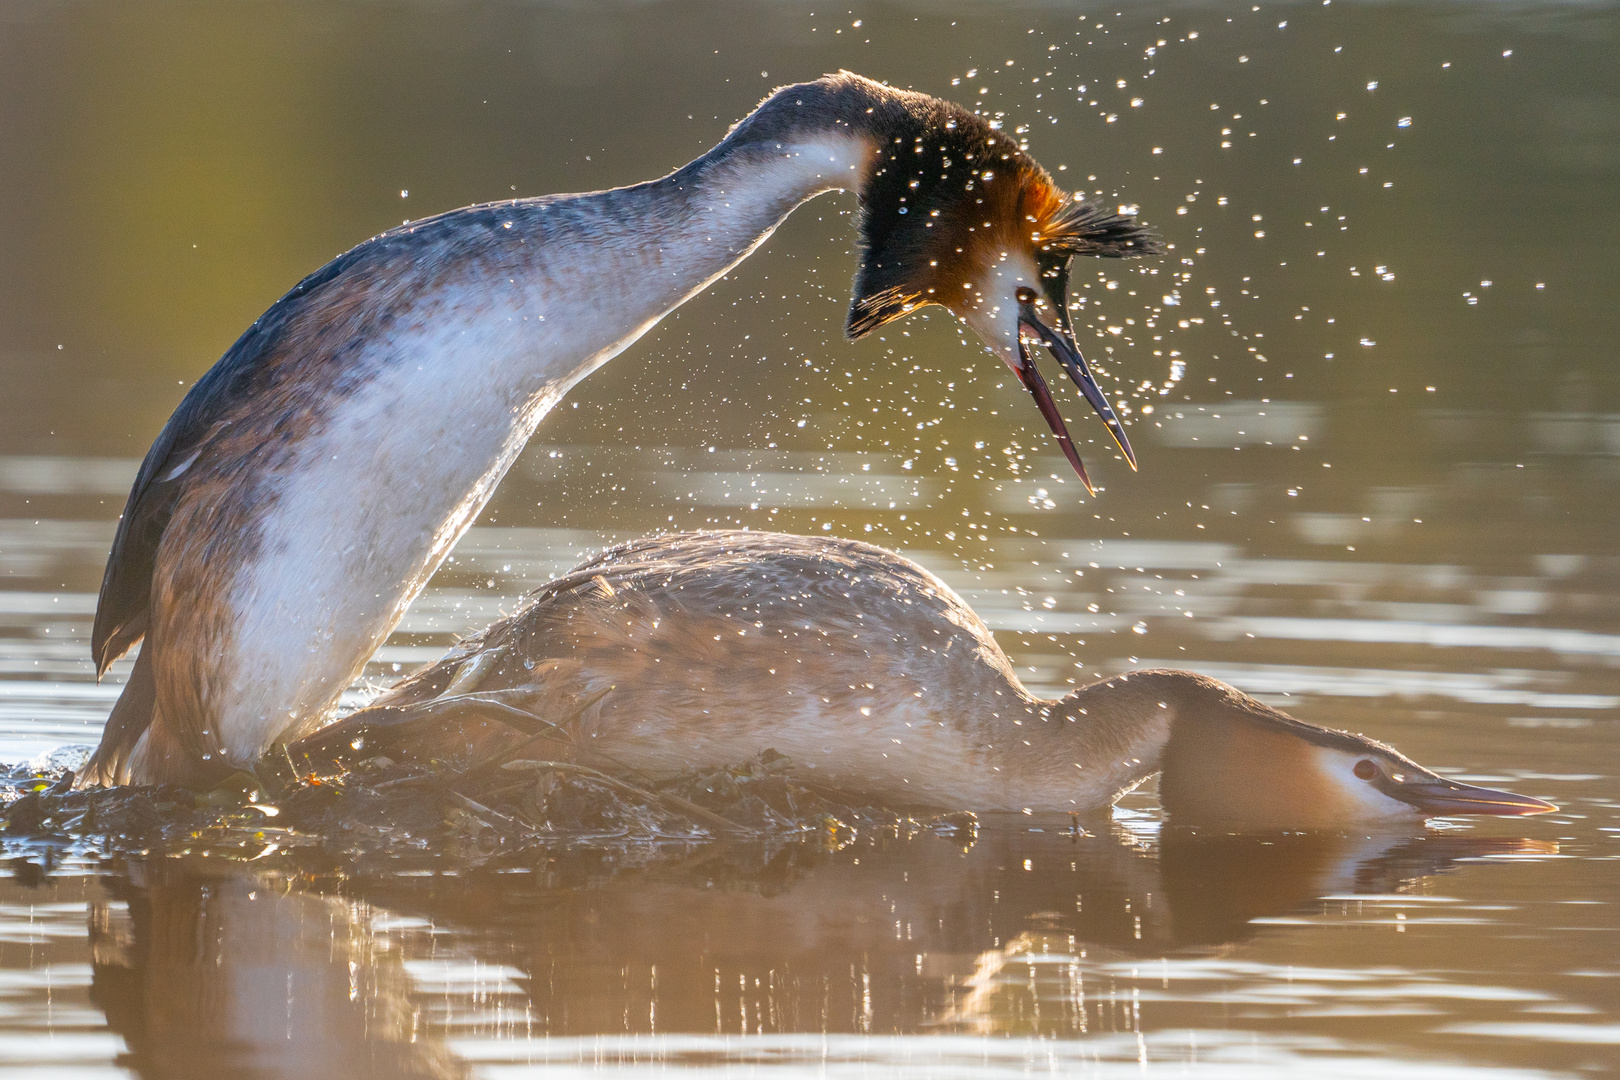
[212,134,871,761]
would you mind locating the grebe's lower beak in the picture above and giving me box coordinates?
[1015,295,1137,493]
[1007,323,1095,494]
[1382,775,1558,818]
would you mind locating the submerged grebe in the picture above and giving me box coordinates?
[300,531,1556,829]
[85,73,1161,787]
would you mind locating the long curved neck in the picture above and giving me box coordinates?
[501,105,877,375]
[364,105,882,640]
[1002,669,1320,815]
[1022,671,1181,807]
[989,670,1238,811]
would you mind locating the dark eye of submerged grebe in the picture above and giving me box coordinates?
[1015,286,1038,304]
[1353,759,1378,780]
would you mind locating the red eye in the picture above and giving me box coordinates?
[1015,286,1038,304]
[1354,759,1378,780]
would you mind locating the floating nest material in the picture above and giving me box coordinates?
[0,747,979,869]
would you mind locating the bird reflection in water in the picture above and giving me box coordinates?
[88,863,466,1079]
[79,825,1555,1071]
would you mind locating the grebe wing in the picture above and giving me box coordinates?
[293,532,1020,775]
[91,249,370,677]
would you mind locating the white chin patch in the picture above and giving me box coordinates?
[1323,758,1421,821]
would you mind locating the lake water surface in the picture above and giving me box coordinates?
[1,1,1617,1075]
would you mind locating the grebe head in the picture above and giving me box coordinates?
[1158,699,1558,831]
[850,84,1156,491]
[739,72,1161,493]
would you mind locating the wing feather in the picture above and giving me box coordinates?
[91,247,368,676]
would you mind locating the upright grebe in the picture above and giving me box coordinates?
[85,73,1161,787]
[301,532,1556,829]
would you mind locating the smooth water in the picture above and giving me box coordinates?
[1,1,1617,1075]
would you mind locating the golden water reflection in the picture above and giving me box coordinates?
[2,0,1619,1074]
[11,824,1568,1078]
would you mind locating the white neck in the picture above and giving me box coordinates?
[516,131,872,387]
[217,132,873,763]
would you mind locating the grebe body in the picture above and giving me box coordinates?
[86,73,1160,786]
[307,531,1557,828]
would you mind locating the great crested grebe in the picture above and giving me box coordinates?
[85,72,1161,787]
[299,531,1557,829]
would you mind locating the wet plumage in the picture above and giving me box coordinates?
[85,73,1161,786]
[301,531,1557,827]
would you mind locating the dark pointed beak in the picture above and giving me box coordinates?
[1017,297,1137,482]
[1379,775,1558,818]
[1008,332,1096,494]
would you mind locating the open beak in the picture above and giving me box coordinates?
[1008,328,1096,494]
[1014,293,1137,495]
[1380,775,1558,818]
